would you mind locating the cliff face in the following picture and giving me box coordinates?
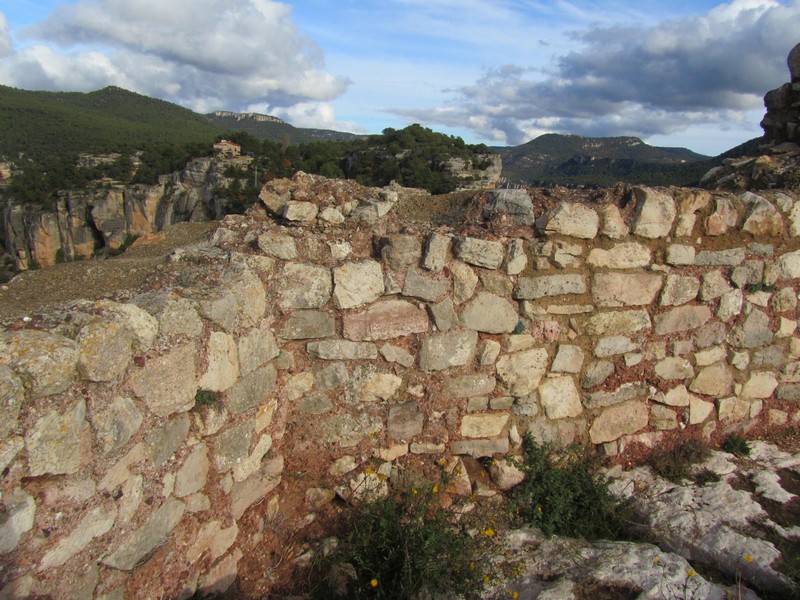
[1,158,225,269]
[441,153,503,191]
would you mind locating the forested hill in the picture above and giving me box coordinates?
[0,85,220,159]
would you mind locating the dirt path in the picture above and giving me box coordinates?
[0,221,217,324]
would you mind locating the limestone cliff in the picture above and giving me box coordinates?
[1,158,226,270]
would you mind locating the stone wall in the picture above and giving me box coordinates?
[1,173,800,598]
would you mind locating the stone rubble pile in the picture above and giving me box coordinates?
[1,168,800,597]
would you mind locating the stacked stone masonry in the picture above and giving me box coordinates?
[1,174,800,598]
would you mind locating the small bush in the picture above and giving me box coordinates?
[308,488,482,599]
[511,434,632,540]
[648,438,710,482]
[721,434,751,457]
[194,389,218,407]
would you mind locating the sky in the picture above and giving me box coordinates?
[0,1,798,155]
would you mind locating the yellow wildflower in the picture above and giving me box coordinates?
[370,579,379,588]
[687,569,696,577]
[432,485,439,493]
[744,554,753,563]
[482,528,496,537]
[483,575,490,584]
[511,592,519,600]
[469,562,476,571]
[536,505,542,513]
[412,487,418,495]
[365,466,376,475]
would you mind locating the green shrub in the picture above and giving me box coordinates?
[721,434,751,457]
[511,434,632,540]
[194,389,218,407]
[648,438,710,482]
[308,488,482,599]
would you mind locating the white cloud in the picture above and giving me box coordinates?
[0,0,348,114]
[0,12,12,58]
[394,0,799,146]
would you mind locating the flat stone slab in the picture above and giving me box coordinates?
[307,340,378,360]
[419,330,478,371]
[280,311,336,340]
[514,274,587,299]
[0,330,78,398]
[455,237,504,269]
[342,299,429,342]
[333,261,385,309]
[461,292,518,333]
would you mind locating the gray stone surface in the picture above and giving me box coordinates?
[26,400,88,476]
[660,274,700,306]
[175,443,209,498]
[728,309,774,349]
[454,237,504,269]
[40,504,117,569]
[230,455,284,520]
[695,248,746,267]
[654,306,712,336]
[460,413,509,438]
[418,330,478,371]
[0,330,78,398]
[402,267,449,302]
[316,363,350,391]
[505,239,527,275]
[451,261,478,303]
[277,263,332,309]
[599,204,630,239]
[592,272,663,307]
[537,202,599,239]
[690,362,734,397]
[587,242,650,269]
[92,396,143,455]
[422,233,450,272]
[594,336,639,358]
[257,232,297,260]
[388,401,424,440]
[282,201,318,221]
[0,488,35,555]
[280,310,336,340]
[551,345,584,374]
[514,274,587,299]
[130,342,198,417]
[429,298,459,332]
[226,364,277,414]
[444,373,497,398]
[585,310,651,336]
[380,235,422,270]
[484,189,534,225]
[496,348,549,396]
[308,340,378,360]
[581,360,614,389]
[214,422,253,473]
[147,413,190,467]
[589,400,648,443]
[198,331,239,393]
[0,366,24,440]
[631,187,676,238]
[450,438,509,457]
[77,320,133,382]
[102,497,185,570]
[238,327,280,374]
[461,292,518,333]
[584,382,650,409]
[654,357,695,380]
[333,260,385,309]
[539,376,583,419]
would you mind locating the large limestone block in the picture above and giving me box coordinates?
[505,239,528,275]
[0,366,24,439]
[689,362,734,397]
[741,372,779,399]
[460,413,509,438]
[280,311,335,340]
[704,196,738,236]
[175,444,209,498]
[333,260,385,309]
[343,299,429,341]
[422,233,451,272]
[97,300,159,351]
[130,342,198,417]
[307,340,377,361]
[592,273,663,307]
[589,400,648,444]
[0,330,78,398]
[585,310,651,336]
[654,306,711,336]
[551,345,585,374]
[230,456,284,519]
[199,332,239,393]
[539,376,583,419]
[77,320,133,382]
[451,261,478,303]
[461,292,518,334]
[257,232,297,260]
[388,401,424,440]
[226,364,277,414]
[631,187,676,238]
[282,201,318,221]
[599,204,629,239]
[92,396,143,454]
[444,374,496,398]
[728,309,774,349]
[778,249,800,279]
[40,504,117,569]
[238,327,280,374]
[514,274,587,299]
[660,274,700,306]
[224,266,266,328]
[496,348,549,396]
[741,192,783,237]
[537,202,599,239]
[0,488,36,555]
[587,242,650,269]
[483,189,535,225]
[402,268,449,302]
[277,263,332,309]
[102,497,185,570]
[25,400,89,476]
[455,237,504,269]
[419,330,478,371]
[380,235,422,271]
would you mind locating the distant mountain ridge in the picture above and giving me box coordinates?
[205,110,362,143]
[498,133,713,187]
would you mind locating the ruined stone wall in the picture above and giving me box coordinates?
[1,174,800,598]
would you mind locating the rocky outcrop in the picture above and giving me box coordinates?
[2,158,225,270]
[1,171,800,597]
[441,153,502,191]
